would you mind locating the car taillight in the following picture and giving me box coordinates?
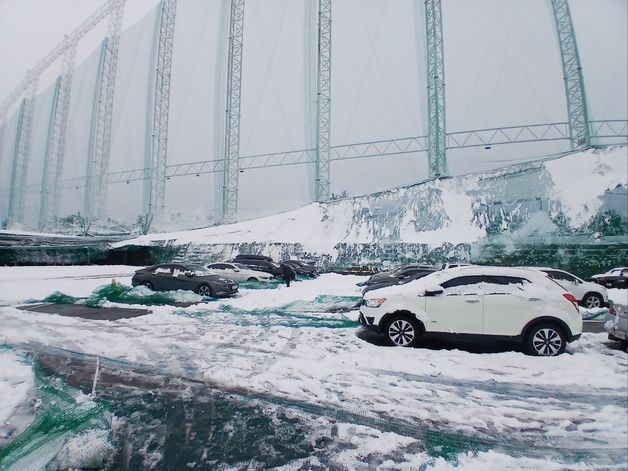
[562,293,579,312]
[608,301,617,316]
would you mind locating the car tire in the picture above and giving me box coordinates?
[384,314,422,347]
[141,280,154,290]
[582,292,604,309]
[196,284,213,297]
[524,323,567,356]
[247,277,258,282]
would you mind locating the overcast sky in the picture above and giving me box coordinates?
[0,0,158,100]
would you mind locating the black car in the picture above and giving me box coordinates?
[364,265,438,286]
[362,267,438,294]
[280,260,318,278]
[232,254,282,277]
[591,267,628,289]
[131,264,239,297]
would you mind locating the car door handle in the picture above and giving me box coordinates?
[528,297,542,301]
[465,299,480,303]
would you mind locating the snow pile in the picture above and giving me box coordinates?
[545,146,628,227]
[113,146,627,257]
[0,348,34,447]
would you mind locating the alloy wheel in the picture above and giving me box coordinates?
[532,328,562,356]
[584,295,601,309]
[197,285,212,296]
[388,319,415,347]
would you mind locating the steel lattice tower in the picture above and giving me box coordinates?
[39,40,78,230]
[425,0,447,178]
[143,0,177,233]
[221,0,245,223]
[85,0,125,227]
[7,75,38,227]
[550,0,590,149]
[315,0,332,202]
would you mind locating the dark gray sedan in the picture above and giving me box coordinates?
[131,264,238,297]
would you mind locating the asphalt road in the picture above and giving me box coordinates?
[18,303,150,320]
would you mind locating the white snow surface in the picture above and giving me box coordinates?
[0,265,626,468]
[545,146,628,227]
[0,349,34,445]
[112,146,627,255]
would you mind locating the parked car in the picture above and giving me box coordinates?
[528,267,608,309]
[605,302,628,346]
[131,264,238,297]
[365,265,438,286]
[443,263,473,270]
[280,260,318,278]
[206,262,274,283]
[232,255,283,277]
[359,266,582,356]
[591,267,628,289]
[362,267,438,294]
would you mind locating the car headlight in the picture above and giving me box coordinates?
[364,298,386,308]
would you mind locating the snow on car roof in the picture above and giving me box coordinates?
[363,265,550,298]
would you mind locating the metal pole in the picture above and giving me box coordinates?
[143,0,177,233]
[84,0,125,227]
[550,0,590,149]
[39,39,77,230]
[221,0,245,224]
[315,0,332,202]
[7,74,38,227]
[424,0,447,178]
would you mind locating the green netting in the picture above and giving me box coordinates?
[238,279,284,290]
[0,361,111,471]
[174,295,361,329]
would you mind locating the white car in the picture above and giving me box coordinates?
[206,262,274,283]
[528,267,608,309]
[359,266,583,356]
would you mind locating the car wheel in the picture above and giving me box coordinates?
[196,284,213,297]
[385,315,421,347]
[525,323,566,356]
[582,292,603,309]
[141,280,154,290]
[247,277,258,282]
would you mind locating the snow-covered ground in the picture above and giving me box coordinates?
[111,146,628,257]
[0,266,626,469]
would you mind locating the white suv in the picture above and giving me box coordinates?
[528,267,608,309]
[359,266,583,356]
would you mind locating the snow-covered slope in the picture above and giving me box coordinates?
[115,146,627,262]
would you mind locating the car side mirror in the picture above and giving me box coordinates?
[234,268,240,272]
[184,271,194,277]
[424,286,443,296]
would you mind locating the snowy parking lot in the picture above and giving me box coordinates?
[0,265,627,469]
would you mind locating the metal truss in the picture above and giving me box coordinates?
[2,120,626,208]
[589,120,628,141]
[331,137,428,162]
[7,75,38,227]
[144,0,177,232]
[424,0,447,177]
[550,0,590,149]
[39,40,78,231]
[221,0,245,224]
[316,0,332,202]
[447,122,571,149]
[84,0,125,226]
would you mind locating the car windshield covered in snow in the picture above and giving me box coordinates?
[189,265,211,275]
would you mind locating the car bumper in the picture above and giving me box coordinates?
[214,286,239,297]
[358,311,382,333]
[605,309,628,341]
